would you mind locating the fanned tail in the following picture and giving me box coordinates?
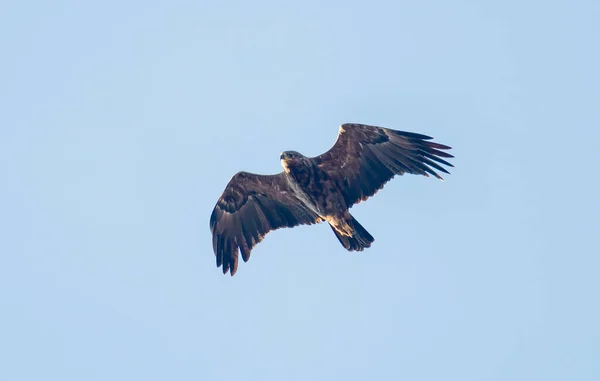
[330,215,374,251]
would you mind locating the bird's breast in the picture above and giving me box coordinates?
[285,173,319,214]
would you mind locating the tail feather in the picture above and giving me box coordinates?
[330,216,374,251]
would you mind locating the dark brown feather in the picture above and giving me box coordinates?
[210,172,320,275]
[313,123,454,207]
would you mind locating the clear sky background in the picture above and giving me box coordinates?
[1,1,599,380]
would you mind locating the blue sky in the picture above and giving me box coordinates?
[1,1,599,380]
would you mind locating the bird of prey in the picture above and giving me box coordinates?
[210,123,453,275]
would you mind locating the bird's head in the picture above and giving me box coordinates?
[280,151,305,173]
[280,150,304,160]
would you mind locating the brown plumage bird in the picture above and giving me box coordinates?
[210,123,453,275]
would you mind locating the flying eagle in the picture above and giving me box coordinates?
[210,123,453,275]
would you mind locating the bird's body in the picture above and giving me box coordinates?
[279,150,373,249]
[210,123,454,275]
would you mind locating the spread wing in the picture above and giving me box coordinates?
[210,171,320,275]
[313,123,454,208]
